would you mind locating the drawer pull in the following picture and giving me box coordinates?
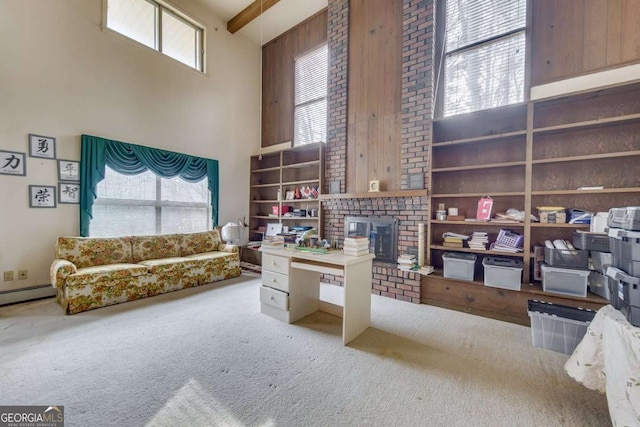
[271,278,277,283]
[269,296,275,301]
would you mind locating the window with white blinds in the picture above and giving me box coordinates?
[443,0,526,116]
[106,0,204,72]
[294,44,328,146]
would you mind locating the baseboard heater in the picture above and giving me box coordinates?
[0,285,56,307]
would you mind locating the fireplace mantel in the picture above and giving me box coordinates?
[318,189,427,200]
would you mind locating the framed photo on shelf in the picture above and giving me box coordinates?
[57,159,80,182]
[29,185,56,208]
[285,190,295,200]
[28,134,56,159]
[0,150,26,176]
[58,182,80,204]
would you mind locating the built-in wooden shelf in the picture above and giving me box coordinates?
[251,200,278,203]
[282,179,320,186]
[318,189,427,200]
[532,150,640,164]
[430,246,525,257]
[432,161,526,173]
[431,220,525,226]
[282,160,320,169]
[533,112,640,134]
[431,191,525,198]
[251,166,280,173]
[529,223,590,228]
[250,183,279,188]
[531,187,640,195]
[431,130,527,148]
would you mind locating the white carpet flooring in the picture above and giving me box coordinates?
[0,274,610,426]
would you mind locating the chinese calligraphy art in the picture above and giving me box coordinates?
[28,134,56,159]
[29,185,56,208]
[57,159,80,182]
[0,150,26,176]
[58,182,80,204]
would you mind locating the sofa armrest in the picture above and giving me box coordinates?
[220,244,239,253]
[50,259,78,289]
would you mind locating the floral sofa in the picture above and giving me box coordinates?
[50,230,241,314]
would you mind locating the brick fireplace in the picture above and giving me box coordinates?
[320,0,434,303]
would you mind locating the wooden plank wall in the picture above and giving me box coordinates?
[531,0,640,86]
[261,10,328,148]
[346,0,403,194]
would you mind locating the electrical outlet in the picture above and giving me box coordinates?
[3,271,14,281]
[18,270,27,280]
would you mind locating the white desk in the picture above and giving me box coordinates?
[259,247,375,345]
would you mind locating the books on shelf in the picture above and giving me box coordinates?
[344,248,370,256]
[468,231,489,250]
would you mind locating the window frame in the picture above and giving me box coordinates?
[293,42,328,147]
[434,0,530,118]
[92,168,211,236]
[102,0,206,73]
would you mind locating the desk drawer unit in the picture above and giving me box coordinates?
[263,253,290,275]
[260,285,289,310]
[262,270,290,293]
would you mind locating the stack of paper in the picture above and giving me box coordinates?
[468,232,489,250]
[490,242,523,253]
[343,237,370,256]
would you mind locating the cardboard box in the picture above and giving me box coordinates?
[538,207,566,224]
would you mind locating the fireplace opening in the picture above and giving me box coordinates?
[344,216,398,263]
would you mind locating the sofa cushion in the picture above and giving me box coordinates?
[180,230,222,256]
[138,257,200,274]
[131,234,183,263]
[65,263,148,287]
[183,251,236,262]
[56,236,132,268]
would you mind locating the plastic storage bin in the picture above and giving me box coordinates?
[606,266,640,327]
[572,231,609,252]
[588,271,609,300]
[527,300,596,355]
[622,206,640,231]
[442,252,476,281]
[590,251,613,273]
[482,257,523,290]
[608,228,640,276]
[541,263,590,297]
[608,207,626,228]
[544,247,589,269]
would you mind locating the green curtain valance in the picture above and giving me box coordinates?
[80,134,219,236]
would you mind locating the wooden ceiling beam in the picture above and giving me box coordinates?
[227,0,280,34]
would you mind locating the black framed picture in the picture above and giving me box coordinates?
[0,150,26,176]
[29,185,56,208]
[28,134,56,159]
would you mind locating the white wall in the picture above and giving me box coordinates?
[0,0,260,291]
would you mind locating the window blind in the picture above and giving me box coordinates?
[294,45,328,146]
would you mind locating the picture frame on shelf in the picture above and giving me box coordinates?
[58,182,80,204]
[285,190,295,200]
[57,159,80,182]
[28,134,56,159]
[0,150,26,176]
[29,185,56,208]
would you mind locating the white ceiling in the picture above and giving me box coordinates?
[197,0,327,45]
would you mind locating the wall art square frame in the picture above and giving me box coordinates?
[0,150,26,176]
[57,159,80,182]
[28,134,56,159]
[29,185,57,208]
[58,182,80,204]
